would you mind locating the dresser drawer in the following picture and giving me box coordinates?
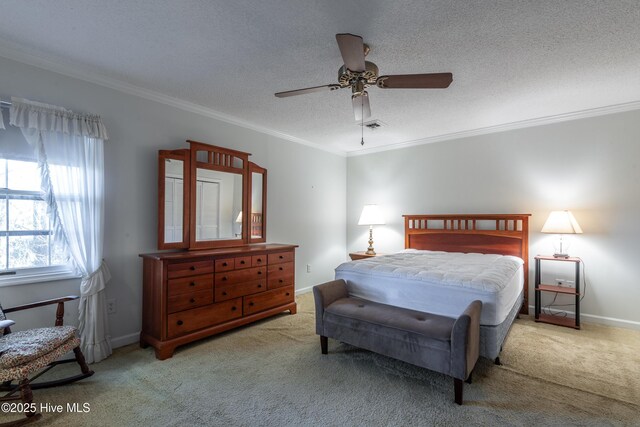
[168,274,213,297]
[234,256,252,269]
[268,276,294,289]
[215,266,266,285]
[216,279,266,301]
[167,289,213,314]
[215,257,235,272]
[167,260,214,279]
[267,261,294,279]
[251,254,267,267]
[167,298,242,338]
[243,286,294,316]
[268,251,294,265]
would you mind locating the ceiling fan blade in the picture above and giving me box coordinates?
[376,73,453,89]
[336,33,366,72]
[352,92,371,122]
[275,84,341,98]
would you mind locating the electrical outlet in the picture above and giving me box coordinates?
[555,279,575,288]
[106,298,116,314]
[306,264,311,273]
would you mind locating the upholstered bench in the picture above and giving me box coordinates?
[313,279,482,405]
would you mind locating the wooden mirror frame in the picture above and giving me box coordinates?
[248,162,267,244]
[187,140,250,250]
[157,149,190,250]
[157,141,268,250]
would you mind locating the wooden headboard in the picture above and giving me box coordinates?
[403,214,531,314]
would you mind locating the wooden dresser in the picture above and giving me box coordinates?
[139,243,297,359]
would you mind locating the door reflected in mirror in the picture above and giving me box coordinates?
[164,159,184,243]
[251,172,263,239]
[195,168,243,241]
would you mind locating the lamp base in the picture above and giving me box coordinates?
[365,226,376,255]
[553,253,570,259]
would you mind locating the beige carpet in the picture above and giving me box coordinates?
[9,293,640,426]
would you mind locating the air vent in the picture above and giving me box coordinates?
[360,119,386,130]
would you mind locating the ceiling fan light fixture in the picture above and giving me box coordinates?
[274,33,453,124]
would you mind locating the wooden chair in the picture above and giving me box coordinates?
[0,296,94,426]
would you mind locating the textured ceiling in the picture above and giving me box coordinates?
[1,1,639,153]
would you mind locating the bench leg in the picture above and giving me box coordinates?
[494,356,502,365]
[454,378,463,405]
[320,336,328,355]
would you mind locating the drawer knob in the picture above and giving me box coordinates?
[190,266,196,271]
[231,306,237,311]
[240,260,246,265]
[279,267,283,271]
[222,291,227,296]
[177,320,184,326]
[258,284,262,288]
[286,292,290,296]
[222,262,228,267]
[257,258,262,263]
[279,255,284,259]
[222,276,228,281]
[279,279,283,283]
[249,302,254,306]
[257,271,262,275]
[190,298,195,303]
[189,282,196,287]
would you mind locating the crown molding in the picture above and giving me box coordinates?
[0,39,346,157]
[347,100,640,157]
[2,39,639,160]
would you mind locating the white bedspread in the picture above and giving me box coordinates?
[335,249,524,326]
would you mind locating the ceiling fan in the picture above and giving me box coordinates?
[275,33,453,122]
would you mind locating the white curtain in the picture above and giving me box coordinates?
[9,97,111,363]
[0,104,6,129]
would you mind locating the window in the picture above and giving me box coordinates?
[0,158,73,285]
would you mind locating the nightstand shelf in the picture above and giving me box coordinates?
[537,284,580,295]
[349,251,385,261]
[534,255,581,329]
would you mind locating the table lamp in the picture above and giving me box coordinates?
[541,210,583,258]
[358,204,385,255]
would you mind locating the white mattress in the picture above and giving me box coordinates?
[335,249,524,326]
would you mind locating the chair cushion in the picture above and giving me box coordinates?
[0,335,80,382]
[0,326,78,369]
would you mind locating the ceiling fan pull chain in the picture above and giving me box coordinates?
[360,96,365,146]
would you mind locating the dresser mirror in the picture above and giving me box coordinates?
[158,149,190,249]
[248,162,267,243]
[157,140,266,250]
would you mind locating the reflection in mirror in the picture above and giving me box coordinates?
[164,159,184,243]
[195,168,243,241]
[251,172,263,239]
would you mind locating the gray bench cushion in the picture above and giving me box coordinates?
[325,297,455,352]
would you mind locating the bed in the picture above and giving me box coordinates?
[335,214,530,362]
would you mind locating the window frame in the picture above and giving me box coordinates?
[0,158,78,286]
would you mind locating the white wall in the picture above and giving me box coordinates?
[0,56,347,346]
[347,109,640,329]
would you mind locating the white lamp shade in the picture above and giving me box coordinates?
[358,204,385,226]
[541,210,583,234]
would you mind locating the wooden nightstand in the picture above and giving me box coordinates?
[534,255,581,329]
[349,252,385,261]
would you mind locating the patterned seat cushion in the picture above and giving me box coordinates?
[0,326,78,369]
[0,335,80,382]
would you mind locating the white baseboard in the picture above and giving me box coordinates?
[110,332,139,349]
[295,285,314,296]
[528,305,640,331]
